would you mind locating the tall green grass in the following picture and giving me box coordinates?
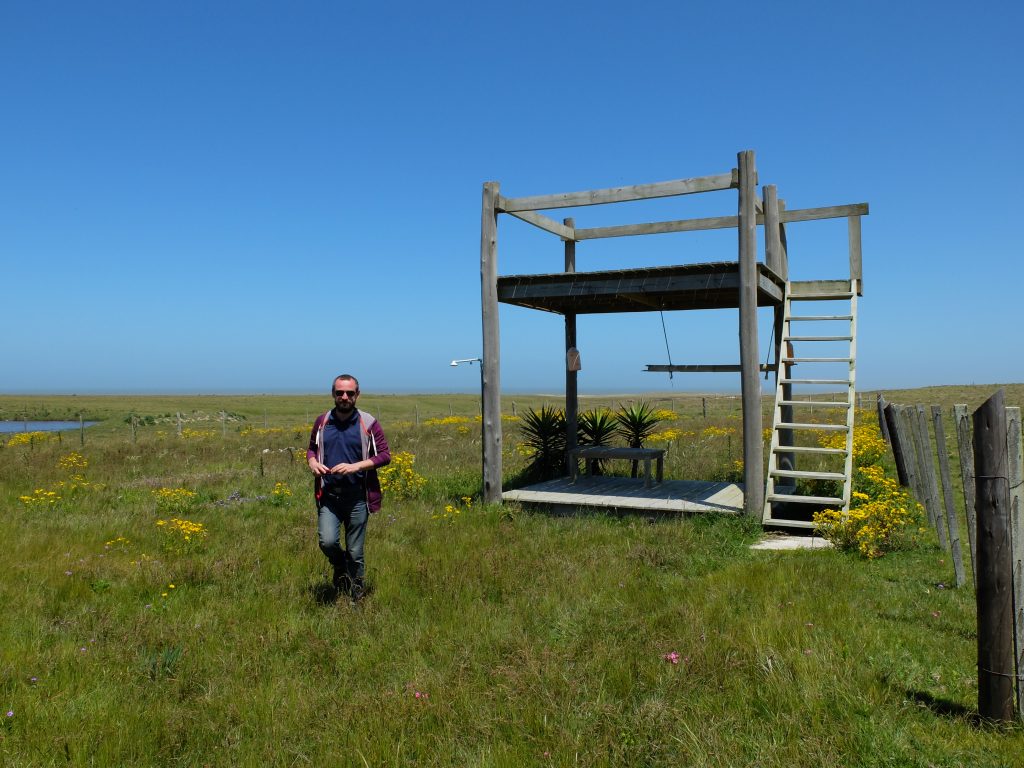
[1,389,1022,766]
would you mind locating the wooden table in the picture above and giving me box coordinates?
[568,446,665,489]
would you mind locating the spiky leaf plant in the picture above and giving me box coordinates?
[577,408,618,475]
[519,405,567,481]
[614,400,662,478]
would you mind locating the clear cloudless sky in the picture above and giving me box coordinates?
[2,1,1021,395]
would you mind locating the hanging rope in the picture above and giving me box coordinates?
[659,308,674,382]
[764,318,778,381]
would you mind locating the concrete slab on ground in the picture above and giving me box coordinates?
[751,534,833,551]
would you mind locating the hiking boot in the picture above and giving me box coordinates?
[332,569,351,595]
[350,578,366,603]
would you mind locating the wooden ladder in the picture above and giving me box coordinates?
[762,279,858,528]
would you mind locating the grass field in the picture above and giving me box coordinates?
[1,386,1022,766]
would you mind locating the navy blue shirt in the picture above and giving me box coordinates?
[321,409,364,496]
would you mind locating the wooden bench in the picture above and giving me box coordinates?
[568,446,665,488]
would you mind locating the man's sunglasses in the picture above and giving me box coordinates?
[333,389,359,398]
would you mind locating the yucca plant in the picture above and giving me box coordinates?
[519,405,567,481]
[577,408,617,475]
[614,400,662,478]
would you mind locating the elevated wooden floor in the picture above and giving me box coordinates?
[497,261,785,315]
[502,476,744,515]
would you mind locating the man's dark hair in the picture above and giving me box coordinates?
[333,374,360,391]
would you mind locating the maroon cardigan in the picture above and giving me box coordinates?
[306,409,390,512]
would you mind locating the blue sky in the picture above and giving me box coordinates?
[2,1,1020,395]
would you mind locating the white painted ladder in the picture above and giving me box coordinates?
[762,279,858,528]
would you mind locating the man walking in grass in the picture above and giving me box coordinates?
[306,374,390,601]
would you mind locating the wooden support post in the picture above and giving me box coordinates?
[974,390,1015,722]
[932,406,966,587]
[848,216,863,289]
[480,181,502,504]
[917,405,949,550]
[79,413,85,446]
[1006,406,1023,718]
[954,404,979,586]
[877,394,891,444]
[737,150,763,517]
[764,185,792,476]
[564,217,578,463]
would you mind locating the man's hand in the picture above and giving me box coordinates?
[308,457,330,475]
[329,461,365,476]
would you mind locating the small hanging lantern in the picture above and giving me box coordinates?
[566,347,582,372]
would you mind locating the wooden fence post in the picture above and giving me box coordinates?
[897,406,928,523]
[916,405,949,550]
[884,403,909,486]
[974,390,1015,722]
[79,413,85,446]
[954,405,979,587]
[932,406,966,587]
[1006,406,1023,719]
[878,394,890,443]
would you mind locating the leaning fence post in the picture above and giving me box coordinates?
[877,393,890,443]
[974,390,1015,722]
[1006,406,1023,719]
[916,405,948,550]
[932,406,966,587]
[898,405,929,525]
[884,403,909,486]
[954,405,979,587]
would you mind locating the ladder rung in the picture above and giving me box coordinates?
[783,336,853,342]
[768,493,845,505]
[781,379,850,385]
[790,293,854,300]
[790,315,853,321]
[777,422,848,431]
[762,518,818,530]
[773,445,847,455]
[771,469,846,481]
[778,401,851,408]
[782,357,852,363]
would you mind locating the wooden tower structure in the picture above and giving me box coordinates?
[479,150,867,527]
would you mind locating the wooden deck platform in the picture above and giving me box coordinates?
[502,476,745,515]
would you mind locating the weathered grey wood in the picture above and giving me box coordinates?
[954,404,979,586]
[777,200,789,280]
[895,406,925,511]
[575,214,740,240]
[763,185,781,275]
[780,203,869,223]
[505,209,575,240]
[877,394,891,443]
[645,364,776,373]
[564,218,578,459]
[571,202,868,241]
[499,172,737,212]
[933,405,967,587]
[502,476,744,515]
[974,390,1015,722]
[917,405,949,549]
[498,264,786,314]
[480,181,502,504]
[737,150,762,517]
[848,216,863,287]
[1005,406,1023,718]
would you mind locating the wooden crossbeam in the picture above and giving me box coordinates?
[573,203,869,241]
[497,171,737,212]
[645,364,777,373]
[504,210,575,240]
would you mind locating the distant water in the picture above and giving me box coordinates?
[0,420,98,434]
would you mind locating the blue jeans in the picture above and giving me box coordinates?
[318,496,369,582]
